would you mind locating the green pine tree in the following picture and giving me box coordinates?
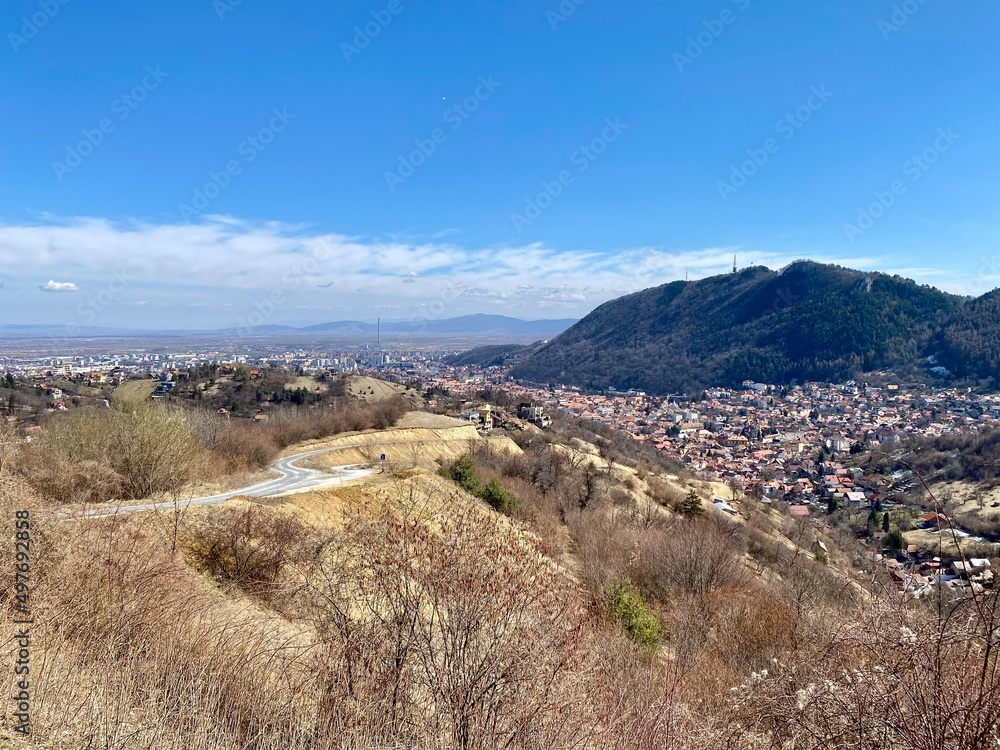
[887,529,906,550]
[607,580,660,648]
[679,490,705,517]
[482,477,511,513]
[450,454,483,496]
[866,509,879,536]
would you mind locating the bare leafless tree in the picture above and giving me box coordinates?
[305,494,593,749]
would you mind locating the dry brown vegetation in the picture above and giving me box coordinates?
[14,395,409,505]
[5,411,1000,748]
[0,462,700,749]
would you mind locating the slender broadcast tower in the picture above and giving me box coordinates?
[377,317,381,344]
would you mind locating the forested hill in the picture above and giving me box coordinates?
[511,261,985,394]
[444,344,530,367]
[936,289,1000,389]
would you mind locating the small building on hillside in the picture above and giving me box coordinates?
[518,403,552,427]
[476,405,494,430]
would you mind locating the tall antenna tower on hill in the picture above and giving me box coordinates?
[733,254,738,274]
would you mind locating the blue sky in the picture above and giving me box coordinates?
[1,0,999,330]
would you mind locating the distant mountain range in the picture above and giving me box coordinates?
[292,314,577,337]
[511,261,1000,394]
[0,314,578,341]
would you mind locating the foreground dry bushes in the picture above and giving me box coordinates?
[15,396,409,504]
[0,471,728,750]
[22,519,324,750]
[9,413,1000,748]
[477,435,972,743]
[449,435,854,712]
[304,500,592,748]
[719,588,1000,749]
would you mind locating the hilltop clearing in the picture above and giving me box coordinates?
[112,378,157,401]
[345,374,422,404]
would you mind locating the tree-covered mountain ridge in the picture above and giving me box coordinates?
[512,260,1000,394]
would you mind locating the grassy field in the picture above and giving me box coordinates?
[113,378,157,401]
[346,375,420,404]
[284,375,328,392]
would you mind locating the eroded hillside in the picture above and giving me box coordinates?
[3,410,1000,749]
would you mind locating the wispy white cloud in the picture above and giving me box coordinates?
[0,214,978,324]
[39,280,79,292]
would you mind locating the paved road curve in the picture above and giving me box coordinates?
[81,444,375,518]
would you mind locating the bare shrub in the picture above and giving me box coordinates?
[212,422,281,470]
[648,476,685,508]
[370,397,408,429]
[26,517,329,750]
[500,451,534,481]
[636,516,747,600]
[184,504,310,597]
[745,520,789,569]
[0,416,20,475]
[610,486,635,509]
[566,508,640,593]
[497,474,546,522]
[268,407,318,446]
[20,451,125,504]
[108,400,201,498]
[306,497,592,749]
[723,591,1000,750]
[589,631,717,750]
[23,400,200,502]
[23,397,411,504]
[779,553,859,640]
[701,586,798,675]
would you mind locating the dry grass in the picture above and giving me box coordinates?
[294,424,519,476]
[0,468,664,749]
[15,398,411,508]
[345,376,419,404]
[112,379,158,401]
[9,414,1000,749]
[2,447,778,750]
[394,412,468,430]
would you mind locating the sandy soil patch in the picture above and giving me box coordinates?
[296,424,521,473]
[933,480,1000,523]
[395,411,468,429]
[257,470,492,532]
[552,440,723,510]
